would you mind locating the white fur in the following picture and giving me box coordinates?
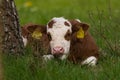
[43,54,68,61]
[60,54,68,60]
[22,36,27,46]
[47,17,72,57]
[76,19,81,22]
[43,54,54,61]
[81,56,97,66]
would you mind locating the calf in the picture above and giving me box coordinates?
[68,20,99,65]
[22,17,99,66]
[21,23,50,56]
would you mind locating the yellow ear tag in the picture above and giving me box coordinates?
[32,30,42,39]
[76,27,84,39]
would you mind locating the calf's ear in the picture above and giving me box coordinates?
[80,22,89,32]
[22,23,47,39]
[22,23,46,33]
[69,20,89,39]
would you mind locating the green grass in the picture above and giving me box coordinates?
[3,0,120,80]
[3,51,120,80]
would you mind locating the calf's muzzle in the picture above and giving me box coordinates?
[52,46,64,57]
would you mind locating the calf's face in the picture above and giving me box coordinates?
[47,17,72,59]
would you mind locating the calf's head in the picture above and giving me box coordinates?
[46,17,89,59]
[47,17,72,59]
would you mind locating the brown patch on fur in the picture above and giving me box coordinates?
[68,29,99,64]
[48,20,55,28]
[64,21,70,27]
[64,30,71,41]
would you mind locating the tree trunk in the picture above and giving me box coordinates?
[0,0,24,55]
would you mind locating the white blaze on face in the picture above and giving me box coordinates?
[47,17,72,59]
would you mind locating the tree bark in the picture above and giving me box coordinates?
[0,0,24,55]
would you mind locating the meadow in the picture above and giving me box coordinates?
[2,0,120,80]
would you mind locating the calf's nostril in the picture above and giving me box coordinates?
[59,47,64,52]
[53,46,64,54]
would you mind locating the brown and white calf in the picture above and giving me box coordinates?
[22,17,99,66]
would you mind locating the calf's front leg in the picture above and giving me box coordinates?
[81,56,97,66]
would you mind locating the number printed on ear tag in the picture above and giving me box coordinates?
[76,27,84,39]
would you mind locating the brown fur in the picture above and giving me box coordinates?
[64,30,71,41]
[22,23,50,56]
[68,20,99,64]
[64,21,70,27]
[48,20,56,28]
[22,23,46,37]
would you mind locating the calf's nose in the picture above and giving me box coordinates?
[53,46,64,54]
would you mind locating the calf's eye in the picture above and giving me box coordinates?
[64,30,71,41]
[47,33,52,41]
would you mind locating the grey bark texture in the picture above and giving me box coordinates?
[0,0,24,55]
